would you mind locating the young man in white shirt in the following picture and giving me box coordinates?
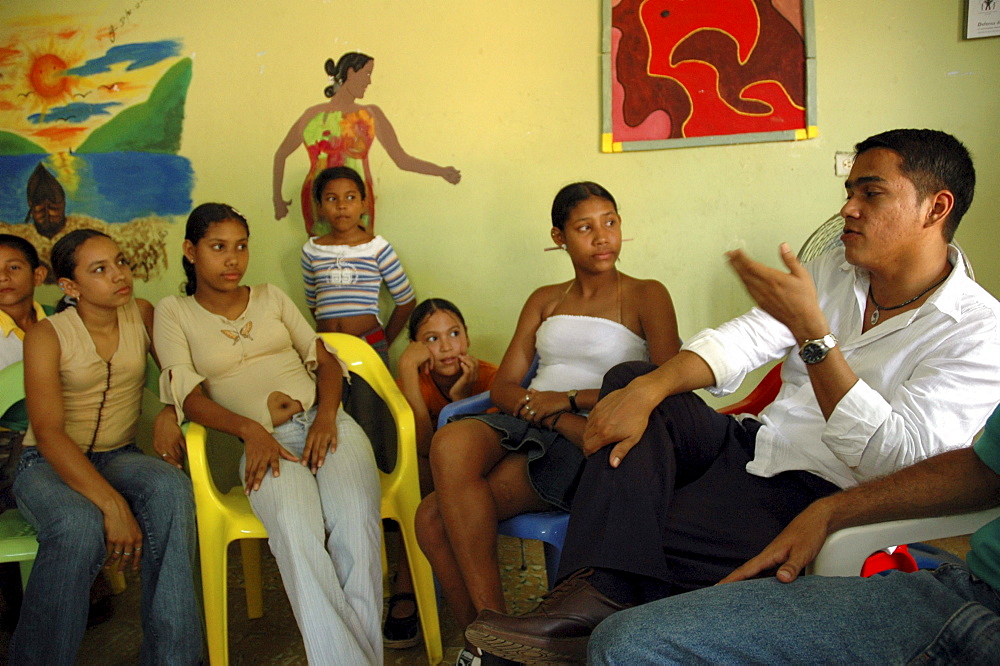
[465,129,1000,664]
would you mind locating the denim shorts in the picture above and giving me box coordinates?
[454,412,584,511]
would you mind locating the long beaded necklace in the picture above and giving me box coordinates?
[868,273,949,326]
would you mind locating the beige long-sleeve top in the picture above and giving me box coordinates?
[154,284,344,431]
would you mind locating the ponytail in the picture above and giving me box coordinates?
[54,294,77,313]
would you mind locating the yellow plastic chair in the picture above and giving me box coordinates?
[185,332,442,666]
[185,421,266,665]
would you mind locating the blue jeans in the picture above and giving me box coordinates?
[10,445,203,665]
[589,563,1000,664]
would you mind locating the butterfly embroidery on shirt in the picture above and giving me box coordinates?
[221,322,253,344]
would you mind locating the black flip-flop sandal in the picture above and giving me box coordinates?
[383,592,421,649]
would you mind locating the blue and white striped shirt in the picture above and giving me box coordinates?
[301,235,415,322]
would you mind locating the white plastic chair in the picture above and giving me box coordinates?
[809,506,1000,577]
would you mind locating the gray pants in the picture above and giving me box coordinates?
[241,407,383,665]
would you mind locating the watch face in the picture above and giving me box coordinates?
[800,341,827,364]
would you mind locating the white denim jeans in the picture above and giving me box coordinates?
[242,406,382,665]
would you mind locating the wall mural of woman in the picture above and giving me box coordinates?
[272,53,461,236]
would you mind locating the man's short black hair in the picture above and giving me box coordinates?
[855,129,975,242]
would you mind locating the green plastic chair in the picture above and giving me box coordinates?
[0,361,25,417]
[0,361,37,587]
[0,507,36,588]
[0,358,148,593]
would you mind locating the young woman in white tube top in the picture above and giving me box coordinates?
[415,182,681,665]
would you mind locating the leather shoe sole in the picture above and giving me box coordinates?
[466,614,586,664]
[465,569,628,664]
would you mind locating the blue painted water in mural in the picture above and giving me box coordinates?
[0,153,192,226]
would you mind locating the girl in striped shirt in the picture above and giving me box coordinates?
[301,166,415,364]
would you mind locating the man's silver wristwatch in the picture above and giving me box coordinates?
[799,333,837,365]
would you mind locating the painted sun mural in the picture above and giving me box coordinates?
[0,12,192,281]
[602,0,816,152]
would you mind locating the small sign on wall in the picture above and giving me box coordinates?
[966,0,1000,39]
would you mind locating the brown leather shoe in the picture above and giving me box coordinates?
[465,569,629,664]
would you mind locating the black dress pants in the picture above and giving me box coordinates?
[558,361,838,598]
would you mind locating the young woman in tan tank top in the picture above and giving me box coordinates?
[12,229,201,663]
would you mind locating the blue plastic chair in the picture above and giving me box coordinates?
[495,511,570,587]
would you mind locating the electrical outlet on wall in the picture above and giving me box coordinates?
[834,151,855,177]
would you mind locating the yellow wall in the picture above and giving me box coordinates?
[9,0,1000,374]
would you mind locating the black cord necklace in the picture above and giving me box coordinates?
[868,273,948,326]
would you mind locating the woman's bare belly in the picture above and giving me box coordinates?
[268,391,304,428]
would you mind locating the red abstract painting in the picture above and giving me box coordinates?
[602,0,816,151]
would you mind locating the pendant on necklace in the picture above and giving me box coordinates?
[870,308,880,326]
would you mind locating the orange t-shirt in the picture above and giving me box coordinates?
[399,360,498,426]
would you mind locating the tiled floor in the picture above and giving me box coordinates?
[0,534,971,664]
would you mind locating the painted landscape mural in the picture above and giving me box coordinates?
[0,15,192,280]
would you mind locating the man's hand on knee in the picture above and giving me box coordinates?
[583,385,654,463]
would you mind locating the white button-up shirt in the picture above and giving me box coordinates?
[683,246,1000,489]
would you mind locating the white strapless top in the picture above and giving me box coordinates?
[530,315,649,393]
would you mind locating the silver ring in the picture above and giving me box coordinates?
[525,394,531,402]
[161,452,168,458]
[113,550,122,556]
[528,408,536,416]
[135,545,143,551]
[123,551,133,556]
